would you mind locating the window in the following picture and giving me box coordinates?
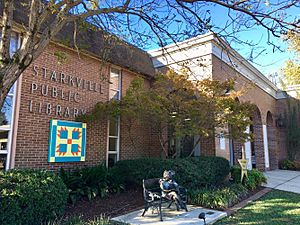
[109,68,121,100]
[107,68,121,167]
[219,133,226,150]
[0,32,19,170]
[107,117,120,167]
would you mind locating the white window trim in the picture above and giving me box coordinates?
[0,82,17,170]
[109,67,122,100]
[0,32,20,170]
[106,67,122,167]
[106,117,120,167]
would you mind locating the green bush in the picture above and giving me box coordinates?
[59,165,113,204]
[188,183,248,209]
[279,159,300,170]
[189,156,230,186]
[231,166,267,190]
[0,169,68,225]
[110,156,230,189]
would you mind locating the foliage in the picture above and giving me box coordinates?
[48,215,126,225]
[282,31,300,86]
[0,169,68,225]
[110,156,230,189]
[0,0,299,110]
[214,190,300,225]
[80,70,254,157]
[231,166,267,190]
[188,183,248,209]
[284,101,300,161]
[279,159,300,171]
[59,165,119,204]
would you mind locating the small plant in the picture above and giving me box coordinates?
[279,159,296,170]
[59,165,110,204]
[188,183,248,209]
[231,166,267,190]
[47,215,126,225]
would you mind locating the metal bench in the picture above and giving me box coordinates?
[141,178,188,221]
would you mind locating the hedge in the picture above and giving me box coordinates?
[0,169,68,225]
[109,156,230,189]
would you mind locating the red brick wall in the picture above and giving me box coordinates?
[13,43,160,169]
[211,55,284,170]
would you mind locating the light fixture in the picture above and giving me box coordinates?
[276,114,285,128]
[198,212,206,225]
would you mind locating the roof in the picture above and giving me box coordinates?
[0,1,155,77]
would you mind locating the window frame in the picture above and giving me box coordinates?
[0,32,20,170]
[106,67,122,167]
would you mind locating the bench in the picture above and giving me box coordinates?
[141,178,188,221]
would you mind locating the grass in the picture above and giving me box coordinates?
[215,190,300,225]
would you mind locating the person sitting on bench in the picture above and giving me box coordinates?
[159,170,186,211]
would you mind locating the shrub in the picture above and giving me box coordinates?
[59,165,111,204]
[231,166,267,190]
[0,169,68,225]
[279,159,300,170]
[188,183,248,209]
[110,156,230,189]
[189,156,230,186]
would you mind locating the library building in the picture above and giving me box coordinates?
[0,16,296,172]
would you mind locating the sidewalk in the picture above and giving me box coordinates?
[263,170,300,194]
[112,204,226,225]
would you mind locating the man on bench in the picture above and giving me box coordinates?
[159,170,187,211]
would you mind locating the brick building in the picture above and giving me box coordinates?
[149,33,291,171]
[0,21,292,171]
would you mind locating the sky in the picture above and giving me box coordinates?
[206,3,298,80]
[142,1,299,82]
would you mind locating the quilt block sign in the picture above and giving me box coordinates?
[48,120,86,163]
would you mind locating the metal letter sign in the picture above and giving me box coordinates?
[48,119,86,162]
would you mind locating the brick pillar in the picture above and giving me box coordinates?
[200,136,216,156]
[268,125,278,170]
[233,140,243,165]
[253,123,265,171]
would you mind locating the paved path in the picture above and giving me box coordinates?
[112,204,226,225]
[263,170,300,194]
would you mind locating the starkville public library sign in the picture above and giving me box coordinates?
[29,65,105,118]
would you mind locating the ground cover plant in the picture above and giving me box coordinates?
[279,159,300,171]
[48,216,126,225]
[59,165,123,204]
[230,166,267,190]
[188,166,266,209]
[214,190,300,225]
[188,184,248,210]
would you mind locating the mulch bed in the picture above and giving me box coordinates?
[63,186,265,221]
[63,188,144,221]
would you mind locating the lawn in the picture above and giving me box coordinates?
[215,190,300,225]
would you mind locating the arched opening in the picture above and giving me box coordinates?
[267,111,278,169]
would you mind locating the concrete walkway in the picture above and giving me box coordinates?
[263,170,300,194]
[112,204,227,225]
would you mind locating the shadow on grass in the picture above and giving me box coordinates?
[215,190,300,225]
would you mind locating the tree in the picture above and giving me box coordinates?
[80,70,254,158]
[281,31,300,86]
[0,0,299,108]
